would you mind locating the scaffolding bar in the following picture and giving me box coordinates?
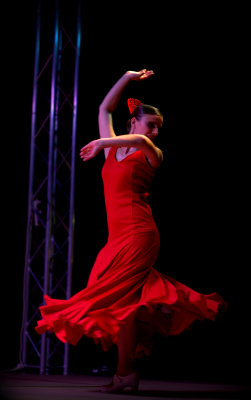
[21,0,41,367]
[40,1,59,374]
[64,1,81,374]
[20,0,81,375]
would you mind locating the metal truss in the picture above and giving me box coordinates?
[20,0,81,375]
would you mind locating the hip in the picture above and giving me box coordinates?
[108,217,160,246]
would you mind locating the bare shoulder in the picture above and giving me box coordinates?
[139,136,163,168]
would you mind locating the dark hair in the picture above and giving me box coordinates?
[126,104,163,133]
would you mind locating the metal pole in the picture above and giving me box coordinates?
[21,0,41,367]
[64,0,81,375]
[40,0,59,374]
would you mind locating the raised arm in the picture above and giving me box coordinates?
[98,70,154,157]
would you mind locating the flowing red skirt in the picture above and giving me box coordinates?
[36,229,226,358]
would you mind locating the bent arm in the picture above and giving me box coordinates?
[98,73,131,158]
[98,70,154,157]
[99,73,131,116]
[80,134,163,168]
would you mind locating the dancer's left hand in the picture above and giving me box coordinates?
[80,140,102,161]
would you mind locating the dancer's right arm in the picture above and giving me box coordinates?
[98,74,130,140]
[98,70,154,157]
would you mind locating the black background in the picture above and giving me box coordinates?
[1,0,249,384]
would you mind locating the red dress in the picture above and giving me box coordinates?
[36,147,226,357]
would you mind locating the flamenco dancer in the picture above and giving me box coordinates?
[36,69,226,393]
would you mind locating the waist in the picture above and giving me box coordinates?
[107,210,158,238]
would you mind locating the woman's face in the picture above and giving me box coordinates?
[132,114,163,141]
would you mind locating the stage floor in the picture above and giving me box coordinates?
[0,373,249,400]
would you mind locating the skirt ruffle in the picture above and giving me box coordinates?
[35,267,226,358]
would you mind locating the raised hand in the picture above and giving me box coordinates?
[126,69,154,81]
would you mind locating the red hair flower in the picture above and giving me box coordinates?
[127,98,142,115]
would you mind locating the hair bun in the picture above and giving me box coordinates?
[127,98,142,115]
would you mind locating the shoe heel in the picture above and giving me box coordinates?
[125,384,138,393]
[100,371,139,393]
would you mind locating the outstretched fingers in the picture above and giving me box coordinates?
[80,140,101,161]
[139,69,154,80]
[80,144,90,161]
[128,69,154,81]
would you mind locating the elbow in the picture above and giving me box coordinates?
[138,135,163,168]
[136,135,152,148]
[133,134,152,149]
[99,103,107,114]
[136,135,154,153]
[99,102,112,115]
[98,105,111,123]
[135,135,148,146]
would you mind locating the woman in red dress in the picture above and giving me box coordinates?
[36,69,226,393]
